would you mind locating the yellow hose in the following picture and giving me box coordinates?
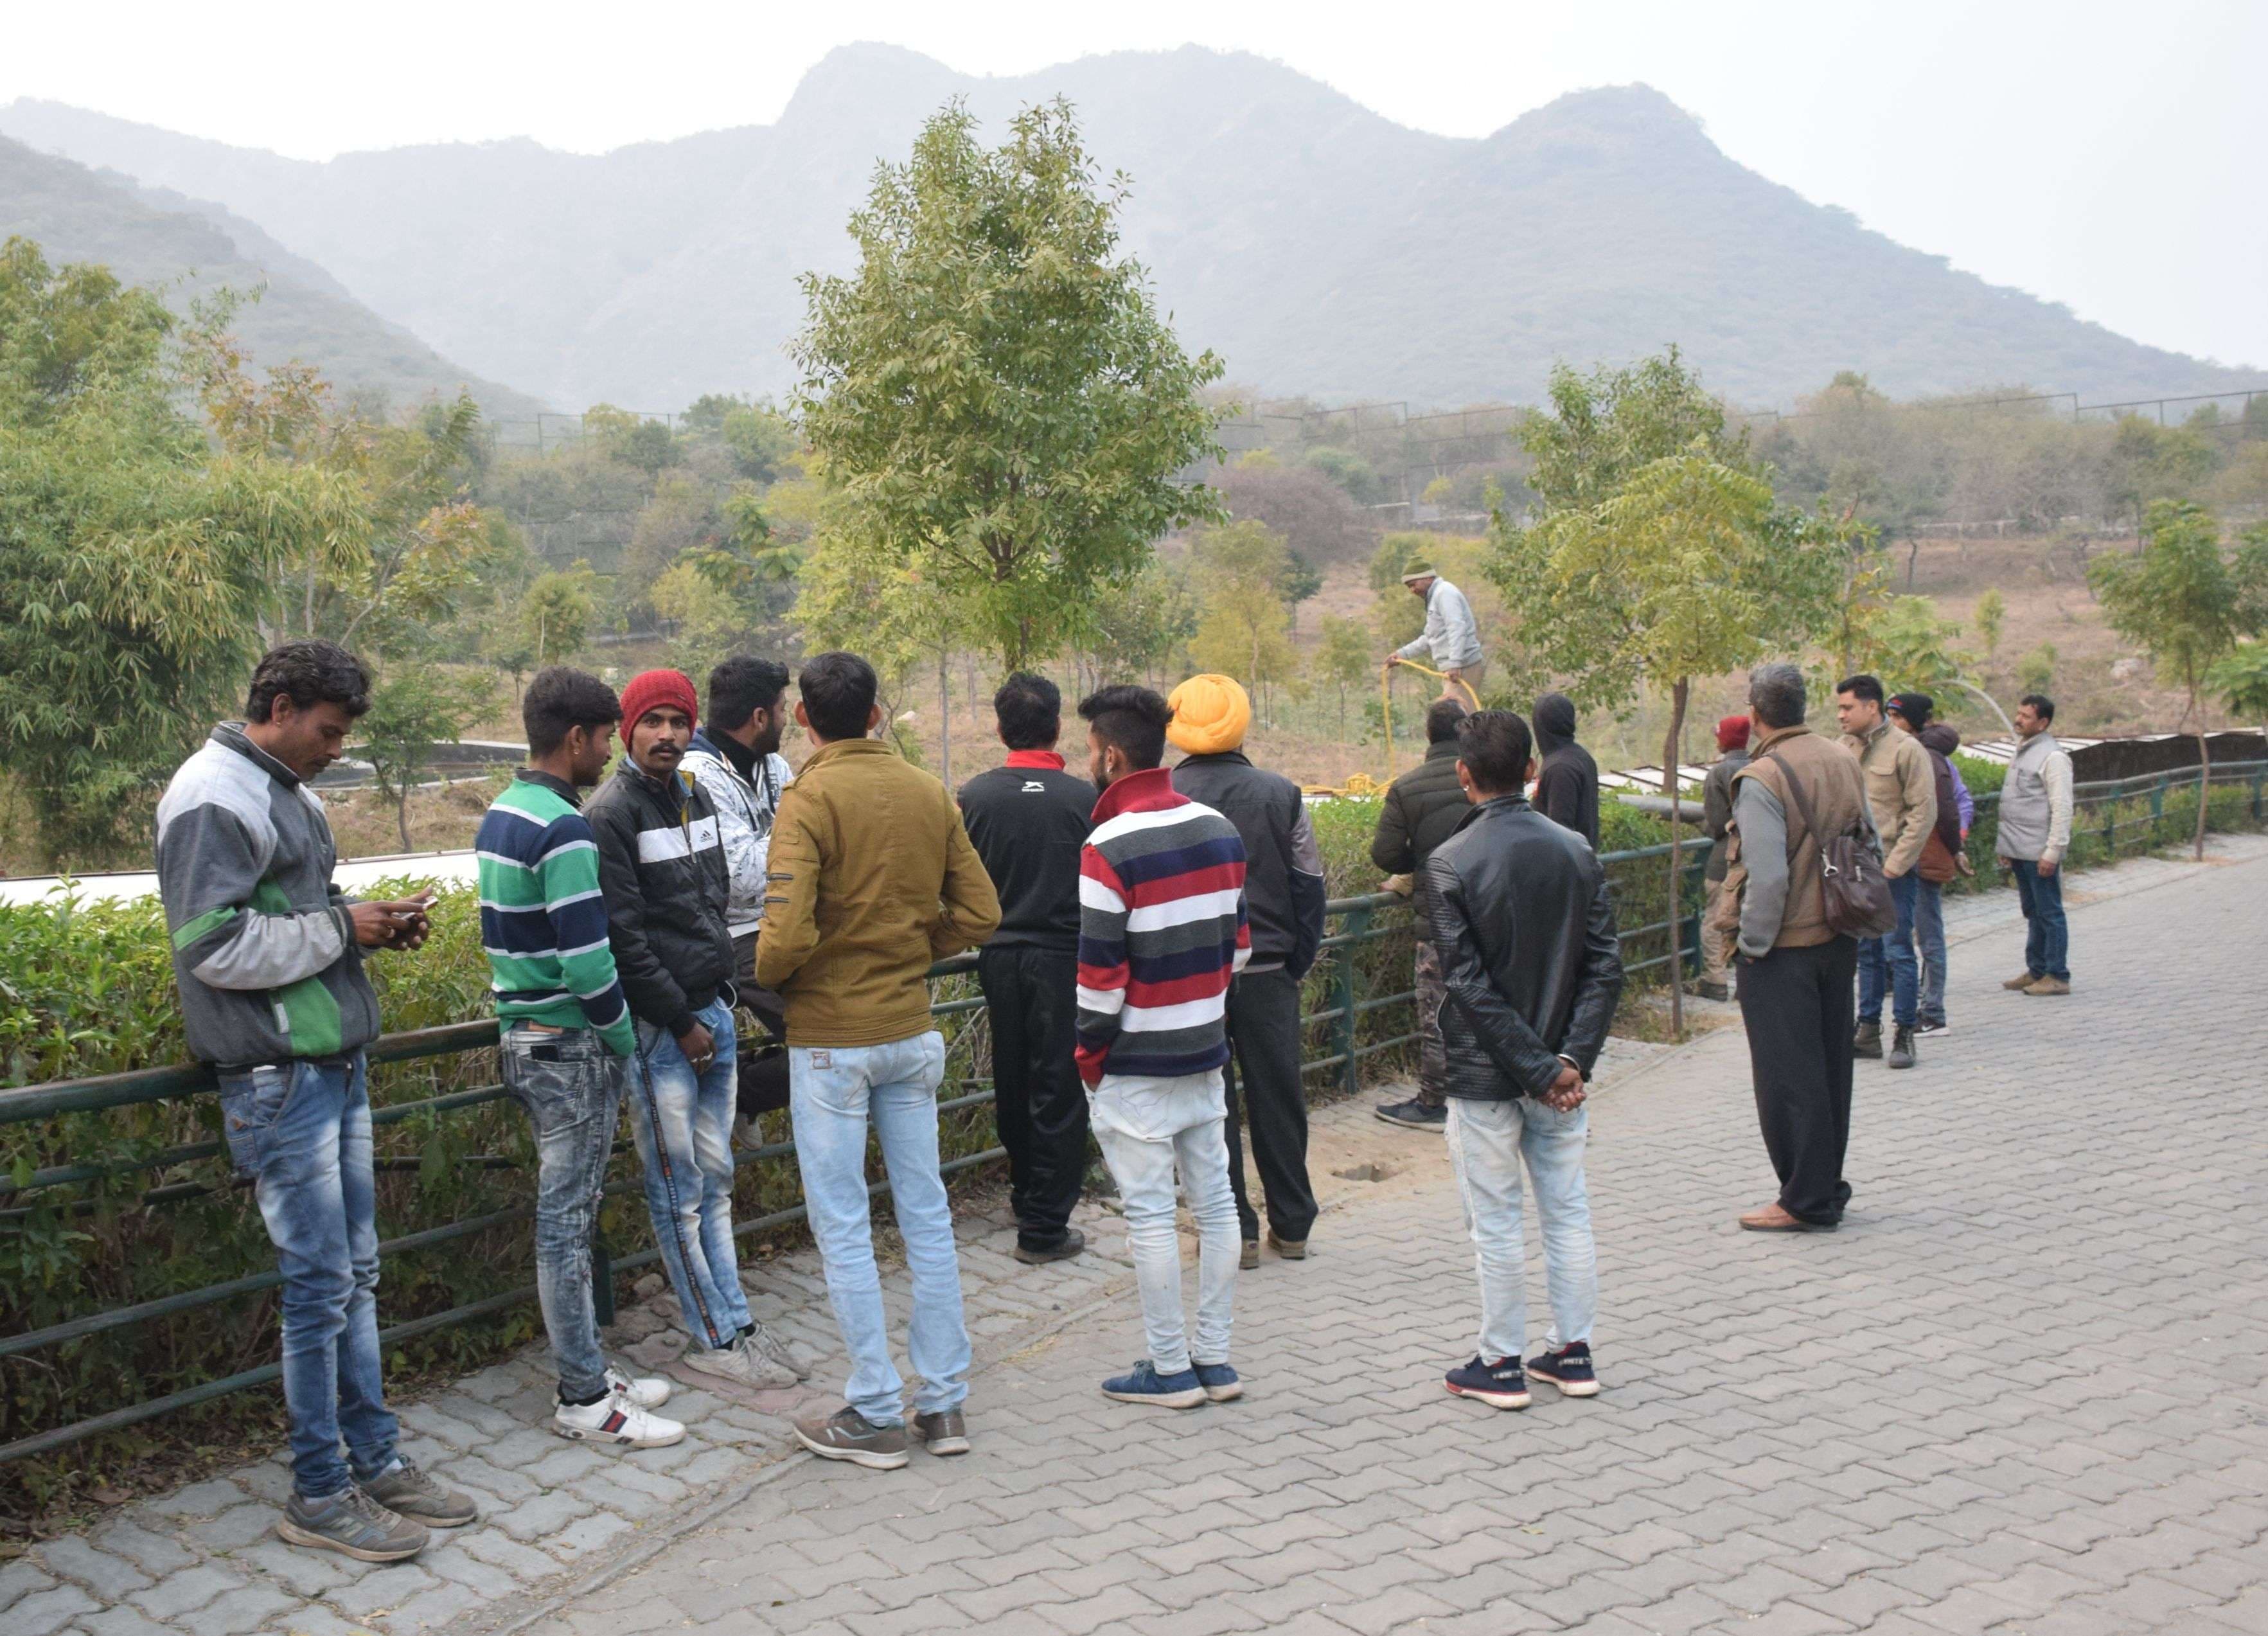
[1380,659,1481,781]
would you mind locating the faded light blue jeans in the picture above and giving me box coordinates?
[628,1000,750,1351]
[1090,1069,1239,1376]
[790,1031,969,1428]
[1444,1095,1597,1365]
[1915,878,1949,1027]
[502,1024,627,1401]
[218,1053,398,1501]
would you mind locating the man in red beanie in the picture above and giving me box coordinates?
[1696,713,1753,1002]
[587,670,800,1391]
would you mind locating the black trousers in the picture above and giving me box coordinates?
[1223,968,1317,1243]
[977,945,1090,1250]
[1735,936,1857,1225]
[732,933,791,1121]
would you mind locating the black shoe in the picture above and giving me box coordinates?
[1374,1098,1446,1130]
[1886,1026,1917,1070]
[1525,1341,1600,1398]
[1014,1227,1086,1265]
[1852,1021,1883,1060]
[1915,1017,1949,1036]
[1444,1356,1530,1410]
[1693,980,1730,1003]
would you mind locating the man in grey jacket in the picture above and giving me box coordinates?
[1996,693,2075,995]
[1386,561,1485,699]
[156,642,474,1563]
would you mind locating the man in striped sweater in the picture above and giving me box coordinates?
[475,668,683,1449]
[1074,685,1251,1409]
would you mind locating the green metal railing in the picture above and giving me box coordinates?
[6,760,2262,1466]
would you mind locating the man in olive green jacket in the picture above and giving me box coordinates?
[1834,673,1937,1070]
[757,652,1001,1471]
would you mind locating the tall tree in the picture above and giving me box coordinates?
[2090,501,2267,859]
[0,240,352,862]
[1187,520,1303,711]
[1493,442,1843,1031]
[792,98,1225,670]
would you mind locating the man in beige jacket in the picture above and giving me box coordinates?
[757,651,1002,1472]
[1834,674,1936,1071]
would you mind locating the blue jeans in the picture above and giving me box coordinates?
[218,1053,397,1500]
[1915,879,1948,1026]
[1090,1071,1239,1375]
[1857,871,1921,1028]
[790,1031,968,1428]
[1445,1096,1596,1362]
[2008,858,2071,980]
[628,1000,749,1351]
[502,1025,626,1400]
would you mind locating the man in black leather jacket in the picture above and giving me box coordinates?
[1422,710,1624,1412]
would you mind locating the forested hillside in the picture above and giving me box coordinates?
[0,136,541,414]
[3,45,2250,413]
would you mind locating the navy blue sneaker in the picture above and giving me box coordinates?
[1101,1360,1206,1409]
[1192,1362,1242,1403]
[1526,1342,1600,1397]
[1444,1355,1530,1410]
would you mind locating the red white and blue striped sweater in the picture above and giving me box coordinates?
[1076,767,1250,1087]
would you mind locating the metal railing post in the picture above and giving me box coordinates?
[1336,905,1369,1098]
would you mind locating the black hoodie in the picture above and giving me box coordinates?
[1531,693,1600,850]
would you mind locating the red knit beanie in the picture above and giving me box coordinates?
[1715,713,1751,752]
[619,669,698,734]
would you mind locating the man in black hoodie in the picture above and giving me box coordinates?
[1369,697,1472,1130]
[958,674,1097,1265]
[1532,693,1600,850]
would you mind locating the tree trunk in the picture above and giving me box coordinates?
[1663,677,1689,1038]
[939,648,952,787]
[2192,686,2210,862]
[395,788,412,852]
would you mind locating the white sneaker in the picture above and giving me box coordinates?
[680,1338,799,1391]
[605,1365,672,1409]
[743,1320,813,1382]
[553,1388,685,1448]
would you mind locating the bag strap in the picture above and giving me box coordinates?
[1759,749,1825,858]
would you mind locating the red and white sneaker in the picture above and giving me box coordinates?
[554,1385,685,1448]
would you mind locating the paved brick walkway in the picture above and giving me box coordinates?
[8,836,2265,1636]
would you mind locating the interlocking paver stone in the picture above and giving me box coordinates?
[35,836,2268,1636]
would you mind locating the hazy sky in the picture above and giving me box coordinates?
[9,1,2264,376]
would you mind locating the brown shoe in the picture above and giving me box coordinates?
[2003,970,2042,990]
[1739,1202,1836,1232]
[912,1409,970,1455]
[1239,1240,1259,1270]
[794,1407,908,1470]
[2023,975,2071,996]
[1266,1232,1308,1261]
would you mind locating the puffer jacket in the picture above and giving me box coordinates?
[1370,738,1470,886]
[586,760,736,1039]
[1420,796,1624,1100]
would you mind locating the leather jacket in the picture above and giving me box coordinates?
[1419,796,1624,1100]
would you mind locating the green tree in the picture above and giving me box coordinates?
[1492,445,1843,1031]
[1282,549,1324,634]
[2016,642,2057,697]
[0,240,350,862]
[1315,614,1374,735]
[2089,501,2264,858]
[522,566,598,666]
[586,404,680,478]
[1084,556,1194,687]
[1974,587,2006,662]
[360,668,490,850]
[1519,346,1755,513]
[2209,642,2268,744]
[1187,520,1303,708]
[792,98,1225,669]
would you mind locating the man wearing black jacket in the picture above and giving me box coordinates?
[1166,675,1327,1268]
[1532,692,1600,849]
[587,670,796,1391]
[958,674,1097,1265]
[1369,697,1471,1129]
[1424,711,1624,1410]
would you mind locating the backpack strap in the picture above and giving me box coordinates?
[1760,751,1830,873]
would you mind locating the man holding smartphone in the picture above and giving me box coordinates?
[157,641,475,1562]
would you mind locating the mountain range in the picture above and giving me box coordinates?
[2,44,2252,416]
[0,134,540,415]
